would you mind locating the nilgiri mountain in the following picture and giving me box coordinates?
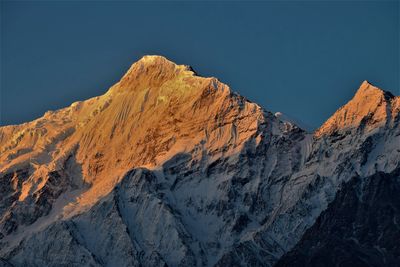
[0,56,399,267]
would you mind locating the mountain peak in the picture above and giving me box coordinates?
[355,80,384,98]
[134,55,181,68]
[1,55,400,267]
[355,80,395,100]
[139,54,169,62]
[0,54,265,220]
[315,81,397,137]
[131,55,194,74]
[358,80,373,90]
[115,55,196,92]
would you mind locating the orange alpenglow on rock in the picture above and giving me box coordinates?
[0,56,399,267]
[315,80,399,137]
[0,55,266,209]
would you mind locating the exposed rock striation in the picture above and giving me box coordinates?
[0,56,399,266]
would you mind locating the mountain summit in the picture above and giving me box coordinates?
[0,56,399,267]
[316,80,398,137]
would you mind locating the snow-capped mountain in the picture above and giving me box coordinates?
[0,56,399,266]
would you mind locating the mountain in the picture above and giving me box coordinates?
[276,168,400,267]
[274,112,313,132]
[0,56,399,267]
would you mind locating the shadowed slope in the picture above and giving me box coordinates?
[0,56,399,267]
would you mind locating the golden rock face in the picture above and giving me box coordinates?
[1,56,399,267]
[315,80,399,138]
[0,55,266,210]
[1,56,398,214]
[1,57,398,211]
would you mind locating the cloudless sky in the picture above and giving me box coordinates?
[1,1,399,129]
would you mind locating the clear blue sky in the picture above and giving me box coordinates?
[1,1,399,128]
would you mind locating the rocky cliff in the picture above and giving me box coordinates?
[0,56,398,266]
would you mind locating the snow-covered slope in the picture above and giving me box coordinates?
[0,56,399,266]
[276,167,400,267]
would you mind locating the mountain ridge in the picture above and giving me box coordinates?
[0,55,399,267]
[315,80,399,137]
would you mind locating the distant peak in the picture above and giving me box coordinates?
[360,80,372,88]
[355,80,380,96]
[315,81,397,137]
[355,80,394,101]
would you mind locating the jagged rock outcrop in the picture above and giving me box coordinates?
[0,56,399,266]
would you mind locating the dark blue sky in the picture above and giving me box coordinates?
[1,1,399,128]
